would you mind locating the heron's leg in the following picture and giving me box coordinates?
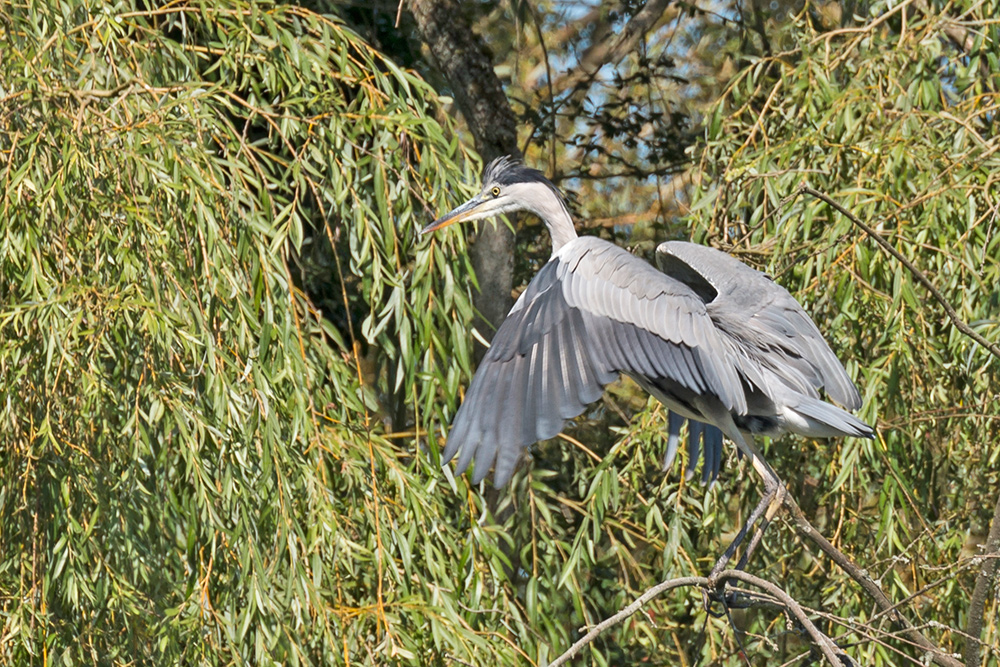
[705,446,784,615]
[731,437,787,571]
[709,431,786,580]
[708,488,775,580]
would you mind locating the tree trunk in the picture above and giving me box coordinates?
[409,0,518,348]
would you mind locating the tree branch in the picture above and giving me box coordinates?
[547,571,855,667]
[963,491,1000,667]
[545,424,965,666]
[779,184,988,666]
[801,185,1000,362]
[781,174,1000,666]
[544,0,679,101]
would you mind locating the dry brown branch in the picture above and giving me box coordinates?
[547,569,856,667]
[781,183,1000,667]
[963,491,1000,667]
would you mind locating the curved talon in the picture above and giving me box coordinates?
[702,582,729,618]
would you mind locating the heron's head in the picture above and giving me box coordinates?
[421,156,562,234]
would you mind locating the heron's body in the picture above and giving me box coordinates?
[423,156,873,494]
[446,234,871,486]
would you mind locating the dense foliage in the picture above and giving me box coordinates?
[0,0,998,665]
[0,1,482,663]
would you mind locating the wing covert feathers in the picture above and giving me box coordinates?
[657,241,863,410]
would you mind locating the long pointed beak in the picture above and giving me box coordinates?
[420,196,487,234]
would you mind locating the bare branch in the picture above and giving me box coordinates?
[786,184,997,665]
[544,0,679,100]
[963,491,1000,667]
[543,421,967,666]
[801,185,1000,362]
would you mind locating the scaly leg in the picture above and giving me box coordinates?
[710,430,785,578]
[709,485,775,581]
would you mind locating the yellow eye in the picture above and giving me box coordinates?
[491,186,501,197]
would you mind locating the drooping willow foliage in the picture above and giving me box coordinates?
[0,1,485,663]
[1,0,998,665]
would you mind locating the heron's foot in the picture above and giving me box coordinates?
[704,473,788,620]
[702,576,754,667]
[807,645,860,667]
[702,581,756,617]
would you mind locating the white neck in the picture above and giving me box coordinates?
[518,184,577,255]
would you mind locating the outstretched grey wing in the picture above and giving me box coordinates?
[443,237,745,487]
[656,242,862,410]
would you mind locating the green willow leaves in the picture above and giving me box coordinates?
[0,1,484,664]
[2,0,998,665]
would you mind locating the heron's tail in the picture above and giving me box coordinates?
[784,396,874,439]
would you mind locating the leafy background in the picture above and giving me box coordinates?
[0,0,998,665]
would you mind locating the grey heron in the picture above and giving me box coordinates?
[422,156,873,572]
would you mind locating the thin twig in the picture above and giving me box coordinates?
[801,185,1000,362]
